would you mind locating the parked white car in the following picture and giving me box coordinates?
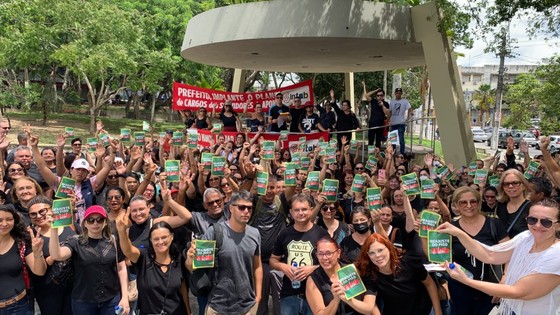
[535,135,560,151]
[471,128,492,142]
[521,132,538,147]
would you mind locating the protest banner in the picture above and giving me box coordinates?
[474,169,489,185]
[134,132,146,146]
[351,174,366,193]
[165,160,180,182]
[305,171,320,191]
[211,156,226,176]
[467,162,478,176]
[322,179,339,202]
[65,127,74,137]
[419,211,441,238]
[420,179,436,199]
[173,80,314,113]
[51,199,73,228]
[400,173,420,195]
[55,177,76,199]
[201,153,213,172]
[256,172,269,195]
[336,264,367,300]
[524,160,540,179]
[388,130,399,145]
[193,240,216,269]
[427,231,452,263]
[366,187,382,211]
[120,129,131,142]
[284,163,297,186]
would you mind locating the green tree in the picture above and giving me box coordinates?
[472,84,495,127]
[535,55,560,134]
[502,73,540,130]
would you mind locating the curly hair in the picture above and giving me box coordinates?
[354,233,402,281]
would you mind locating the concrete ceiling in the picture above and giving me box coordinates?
[181,0,426,73]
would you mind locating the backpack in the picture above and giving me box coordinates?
[188,223,224,296]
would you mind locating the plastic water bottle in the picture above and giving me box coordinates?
[449,262,474,279]
[114,305,123,315]
[291,262,301,289]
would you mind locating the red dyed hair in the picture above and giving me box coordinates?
[354,233,403,280]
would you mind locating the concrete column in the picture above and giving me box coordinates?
[231,69,248,93]
[344,72,357,139]
[411,3,476,166]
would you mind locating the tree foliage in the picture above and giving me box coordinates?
[502,74,539,130]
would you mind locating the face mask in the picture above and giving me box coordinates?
[353,223,369,234]
[433,161,441,168]
[420,175,429,181]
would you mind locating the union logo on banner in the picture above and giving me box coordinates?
[172,81,314,113]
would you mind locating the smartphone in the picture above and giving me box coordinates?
[378,169,386,181]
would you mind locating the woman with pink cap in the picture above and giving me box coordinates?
[49,205,130,315]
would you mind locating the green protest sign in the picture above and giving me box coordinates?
[86,138,97,153]
[187,131,199,149]
[165,160,180,182]
[467,162,477,176]
[64,127,74,137]
[322,179,339,202]
[329,139,337,148]
[256,171,269,195]
[291,152,301,169]
[193,240,216,269]
[99,133,110,147]
[211,156,226,176]
[318,141,328,156]
[427,231,452,263]
[262,141,275,160]
[134,132,146,146]
[55,177,76,199]
[284,163,297,186]
[300,157,311,169]
[212,123,223,134]
[366,187,382,211]
[120,129,131,142]
[280,130,288,141]
[305,171,320,191]
[201,153,213,172]
[420,179,436,199]
[51,199,73,228]
[350,140,357,151]
[351,174,366,193]
[365,156,378,171]
[325,147,336,164]
[437,165,453,181]
[489,175,500,187]
[367,145,375,156]
[142,121,150,132]
[400,173,420,195]
[172,132,183,146]
[388,129,399,145]
[419,211,441,238]
[474,169,489,185]
[337,264,367,300]
[524,160,540,179]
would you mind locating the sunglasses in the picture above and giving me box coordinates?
[29,208,49,219]
[107,175,119,179]
[220,182,230,187]
[86,217,106,224]
[322,206,337,212]
[526,216,557,228]
[457,199,479,207]
[233,204,253,212]
[106,195,123,201]
[8,168,24,173]
[206,199,222,206]
[503,181,522,187]
[355,167,364,170]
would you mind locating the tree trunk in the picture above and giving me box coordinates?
[150,92,156,123]
[133,93,140,119]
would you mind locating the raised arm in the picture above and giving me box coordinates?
[30,135,58,187]
[116,207,141,263]
[48,227,72,261]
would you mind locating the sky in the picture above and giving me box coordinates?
[454,4,560,67]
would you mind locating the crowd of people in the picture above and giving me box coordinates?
[0,88,558,315]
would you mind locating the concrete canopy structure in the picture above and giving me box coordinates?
[180,0,476,166]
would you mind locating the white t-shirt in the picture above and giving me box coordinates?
[493,231,560,315]
[389,98,411,126]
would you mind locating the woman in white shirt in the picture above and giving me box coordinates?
[437,198,560,315]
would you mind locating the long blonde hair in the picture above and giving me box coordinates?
[496,169,528,203]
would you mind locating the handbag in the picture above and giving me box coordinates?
[188,223,223,297]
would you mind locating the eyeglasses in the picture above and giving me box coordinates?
[355,167,364,170]
[29,208,49,219]
[526,216,557,228]
[85,217,106,224]
[367,247,386,256]
[206,199,222,206]
[72,143,82,147]
[502,181,522,187]
[457,199,479,207]
[106,195,123,201]
[107,175,119,179]
[233,204,253,212]
[316,251,336,259]
[322,206,337,212]
[8,168,24,173]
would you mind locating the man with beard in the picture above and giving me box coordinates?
[299,101,326,133]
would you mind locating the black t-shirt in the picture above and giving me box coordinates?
[65,236,125,303]
[272,224,330,297]
[299,113,321,133]
[496,201,530,238]
[32,227,76,288]
[250,194,290,263]
[368,100,389,126]
[219,112,237,129]
[289,107,305,132]
[451,217,508,280]
[270,104,290,131]
[134,250,187,315]
[0,240,31,299]
[195,117,209,129]
[365,252,432,315]
[339,235,362,264]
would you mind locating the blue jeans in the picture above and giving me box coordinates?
[71,294,120,315]
[0,294,33,315]
[390,124,406,155]
[280,295,311,315]
[197,295,209,315]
